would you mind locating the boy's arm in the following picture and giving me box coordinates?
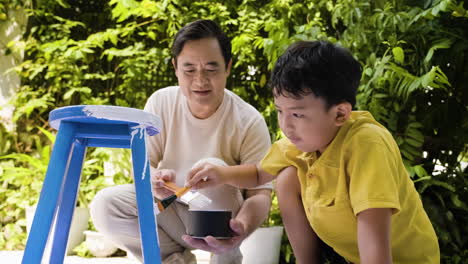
[186,163,276,189]
[357,208,393,264]
[276,166,320,264]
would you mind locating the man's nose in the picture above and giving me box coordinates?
[193,70,209,86]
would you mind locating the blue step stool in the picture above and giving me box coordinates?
[22,105,163,264]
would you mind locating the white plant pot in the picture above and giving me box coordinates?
[83,230,118,257]
[26,205,90,255]
[240,226,284,264]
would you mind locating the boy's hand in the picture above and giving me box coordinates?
[185,162,226,189]
[181,218,246,254]
[150,168,176,200]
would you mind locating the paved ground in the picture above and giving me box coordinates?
[0,251,139,263]
[0,250,210,263]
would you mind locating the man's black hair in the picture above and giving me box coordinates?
[172,19,231,69]
[270,40,362,109]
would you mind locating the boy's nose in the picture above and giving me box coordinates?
[281,116,294,130]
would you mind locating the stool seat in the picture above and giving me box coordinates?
[49,105,162,136]
[22,105,163,264]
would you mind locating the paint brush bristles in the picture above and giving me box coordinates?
[179,191,212,208]
[158,186,190,209]
[156,182,212,212]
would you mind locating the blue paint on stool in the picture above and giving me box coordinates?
[22,105,162,264]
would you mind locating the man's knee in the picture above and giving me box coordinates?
[192,157,228,168]
[211,247,243,264]
[89,184,135,232]
[89,187,114,231]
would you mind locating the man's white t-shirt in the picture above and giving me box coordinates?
[144,86,272,214]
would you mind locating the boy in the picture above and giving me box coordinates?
[185,40,439,264]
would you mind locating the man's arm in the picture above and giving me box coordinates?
[235,188,272,236]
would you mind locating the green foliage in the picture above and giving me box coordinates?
[0,123,14,155]
[0,126,48,249]
[0,0,25,21]
[1,0,467,262]
[0,127,132,250]
[72,240,94,258]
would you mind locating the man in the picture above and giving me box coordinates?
[90,19,272,264]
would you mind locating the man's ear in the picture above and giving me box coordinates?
[172,58,178,77]
[334,102,352,126]
[226,59,232,74]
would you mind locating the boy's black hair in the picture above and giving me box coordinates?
[270,40,362,109]
[172,19,231,70]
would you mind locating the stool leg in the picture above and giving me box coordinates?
[22,122,77,264]
[131,129,161,263]
[50,138,87,263]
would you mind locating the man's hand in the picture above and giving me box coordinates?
[182,218,246,254]
[150,167,176,200]
[185,162,226,189]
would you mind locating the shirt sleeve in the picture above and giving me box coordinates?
[346,134,401,216]
[260,138,294,177]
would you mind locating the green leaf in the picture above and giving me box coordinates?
[406,127,425,142]
[109,33,118,45]
[408,122,423,129]
[63,87,92,100]
[14,97,52,121]
[260,74,267,87]
[56,0,71,8]
[392,47,404,64]
[37,127,56,144]
[424,39,452,64]
[396,137,404,146]
[413,165,428,177]
[147,31,156,40]
[450,194,468,211]
[364,68,373,76]
[446,210,454,221]
[413,176,432,182]
[81,47,94,54]
[374,93,388,99]
[400,148,414,161]
[427,179,456,192]
[405,137,423,148]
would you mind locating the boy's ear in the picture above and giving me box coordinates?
[334,102,352,126]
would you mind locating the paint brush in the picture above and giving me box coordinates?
[155,181,212,212]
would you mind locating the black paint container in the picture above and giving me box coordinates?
[187,210,233,239]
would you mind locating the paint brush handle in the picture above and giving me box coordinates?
[163,182,191,197]
[162,181,180,192]
[175,186,191,197]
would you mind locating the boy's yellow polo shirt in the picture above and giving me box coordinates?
[261,111,439,264]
